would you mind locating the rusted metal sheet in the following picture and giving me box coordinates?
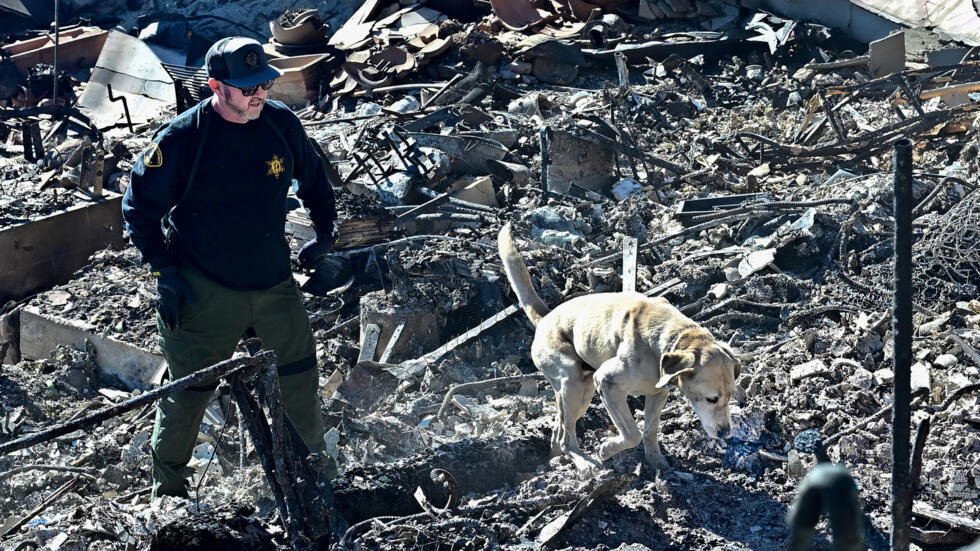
[490,0,554,31]
[0,192,125,306]
[2,26,108,73]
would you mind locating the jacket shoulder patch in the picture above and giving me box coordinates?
[143,142,163,168]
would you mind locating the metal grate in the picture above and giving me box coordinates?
[160,63,212,113]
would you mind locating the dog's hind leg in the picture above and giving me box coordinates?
[642,390,670,472]
[573,374,596,424]
[550,386,567,457]
[594,356,643,462]
[535,344,589,458]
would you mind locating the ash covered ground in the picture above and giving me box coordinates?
[2,2,980,550]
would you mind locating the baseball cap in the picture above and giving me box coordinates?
[205,37,283,88]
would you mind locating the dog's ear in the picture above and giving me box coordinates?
[657,351,696,389]
[718,343,742,379]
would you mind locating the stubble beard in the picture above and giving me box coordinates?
[222,88,264,121]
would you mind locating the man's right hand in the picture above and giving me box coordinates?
[298,231,337,270]
[154,266,197,330]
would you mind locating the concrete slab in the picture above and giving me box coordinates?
[20,306,165,390]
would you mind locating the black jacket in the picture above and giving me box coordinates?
[122,97,337,290]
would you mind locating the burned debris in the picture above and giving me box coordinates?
[2,0,980,550]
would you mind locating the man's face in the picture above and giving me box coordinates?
[217,81,268,121]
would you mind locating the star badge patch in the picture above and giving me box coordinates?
[266,154,285,179]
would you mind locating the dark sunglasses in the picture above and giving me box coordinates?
[224,80,275,97]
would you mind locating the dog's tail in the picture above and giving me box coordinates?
[498,223,550,326]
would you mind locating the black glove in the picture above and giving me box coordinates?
[298,231,337,270]
[153,266,197,330]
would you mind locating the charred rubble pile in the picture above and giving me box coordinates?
[2,0,980,550]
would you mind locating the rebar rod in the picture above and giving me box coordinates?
[891,139,914,551]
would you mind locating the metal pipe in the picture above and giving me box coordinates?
[53,0,59,102]
[891,138,914,551]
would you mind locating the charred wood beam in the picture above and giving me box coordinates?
[718,104,980,164]
[0,464,97,482]
[0,477,79,538]
[229,375,288,524]
[0,352,275,457]
[823,61,980,98]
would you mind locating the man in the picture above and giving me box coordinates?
[122,37,338,498]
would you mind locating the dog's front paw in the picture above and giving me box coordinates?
[598,439,621,462]
[644,451,670,472]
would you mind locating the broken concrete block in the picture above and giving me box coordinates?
[532,228,583,249]
[791,359,828,382]
[933,353,958,368]
[847,367,874,390]
[449,175,498,208]
[611,179,642,201]
[708,283,729,299]
[359,291,441,364]
[547,130,615,193]
[873,368,894,386]
[946,372,973,393]
[911,362,931,391]
[738,248,776,278]
[372,172,415,205]
[917,311,951,335]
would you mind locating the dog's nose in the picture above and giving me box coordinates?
[717,426,732,440]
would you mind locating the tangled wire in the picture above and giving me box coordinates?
[914,188,980,306]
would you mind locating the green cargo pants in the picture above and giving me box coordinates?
[150,266,325,498]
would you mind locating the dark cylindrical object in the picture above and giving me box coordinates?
[787,464,865,551]
[540,126,551,196]
[909,416,931,491]
[892,138,914,551]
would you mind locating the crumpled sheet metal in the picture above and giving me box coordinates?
[269,9,327,46]
[490,0,556,31]
[584,30,754,63]
[368,46,417,78]
[407,133,508,174]
[76,30,174,128]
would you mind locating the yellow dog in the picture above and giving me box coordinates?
[498,223,741,471]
